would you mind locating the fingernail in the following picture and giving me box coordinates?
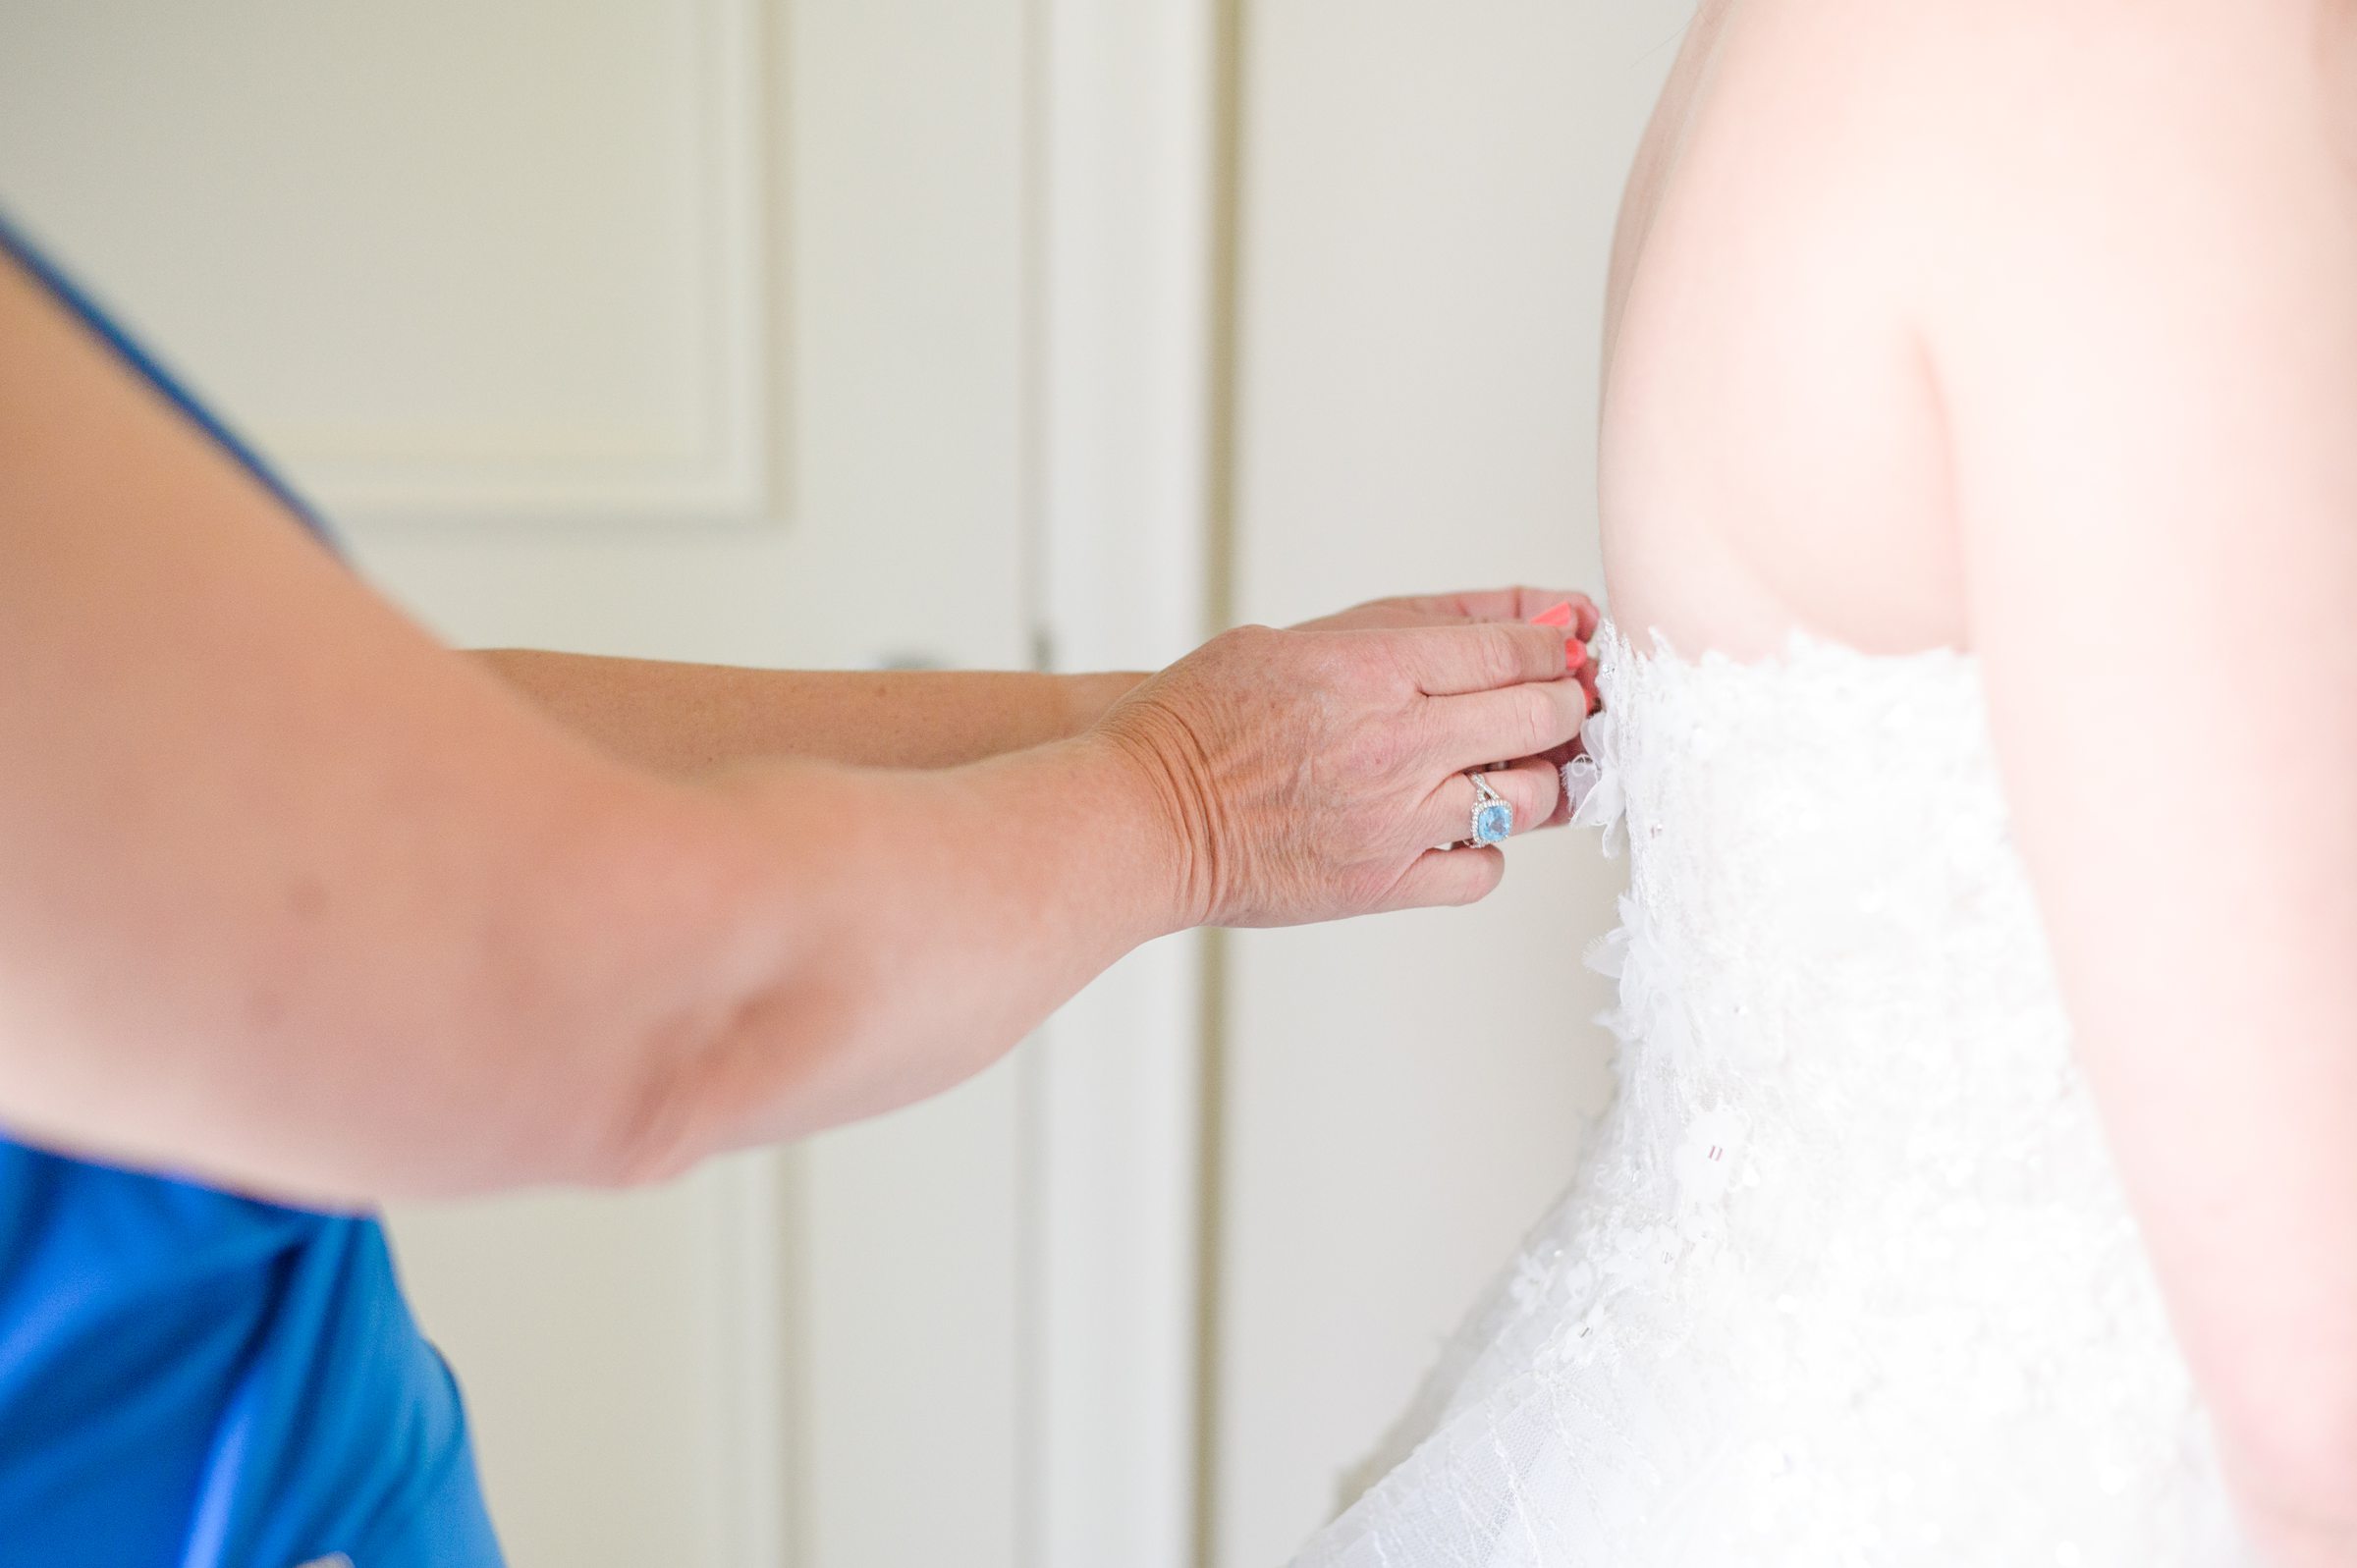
[1565,637,1585,673]
[1529,601,1575,628]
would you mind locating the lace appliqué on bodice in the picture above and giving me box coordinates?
[1289,626,2249,1567]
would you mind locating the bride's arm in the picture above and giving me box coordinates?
[1927,11,2357,1562]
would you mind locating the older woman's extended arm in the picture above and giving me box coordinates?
[0,253,1587,1212]
[466,592,1596,776]
[467,653,1148,773]
[1932,9,2357,1558]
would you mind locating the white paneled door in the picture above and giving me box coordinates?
[0,3,1209,1566]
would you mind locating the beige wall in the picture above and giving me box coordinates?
[1210,4,1685,1561]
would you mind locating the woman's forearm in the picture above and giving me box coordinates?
[472,649,1145,774]
[593,734,1189,1180]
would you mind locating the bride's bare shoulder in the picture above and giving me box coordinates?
[1904,0,2357,477]
[1881,0,2357,217]
[1599,0,2352,658]
[1617,0,2353,327]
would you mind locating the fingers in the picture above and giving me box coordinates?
[1490,755,1566,835]
[1414,757,1562,849]
[1571,646,1601,717]
[1569,596,1603,641]
[1510,589,1602,640]
[1425,677,1589,772]
[1380,843,1506,912]
[1288,587,1603,642]
[1391,622,1571,696]
[1533,739,1585,826]
[1384,755,1563,914]
[1407,586,1602,633]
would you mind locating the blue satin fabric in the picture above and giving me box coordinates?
[0,209,504,1567]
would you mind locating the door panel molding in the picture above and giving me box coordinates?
[0,0,770,527]
[301,0,769,523]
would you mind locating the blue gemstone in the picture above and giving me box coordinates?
[1475,801,1512,844]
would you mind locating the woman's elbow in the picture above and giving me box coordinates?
[482,777,811,1193]
[573,1001,755,1191]
[496,764,934,1192]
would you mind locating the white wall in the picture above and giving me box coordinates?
[1210,5,1686,1562]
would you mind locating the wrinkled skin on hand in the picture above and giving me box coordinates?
[1094,614,1591,928]
[1292,587,1602,825]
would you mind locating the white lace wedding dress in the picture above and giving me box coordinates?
[1289,625,2251,1566]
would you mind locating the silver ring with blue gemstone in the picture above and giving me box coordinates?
[1467,771,1513,846]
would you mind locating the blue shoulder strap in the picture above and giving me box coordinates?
[0,205,336,548]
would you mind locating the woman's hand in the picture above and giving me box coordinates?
[1292,588,1603,824]
[1092,620,1588,929]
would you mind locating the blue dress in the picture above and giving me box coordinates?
[0,215,505,1568]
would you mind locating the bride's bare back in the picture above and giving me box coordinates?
[1601,0,1959,656]
[1601,1,2357,1560]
